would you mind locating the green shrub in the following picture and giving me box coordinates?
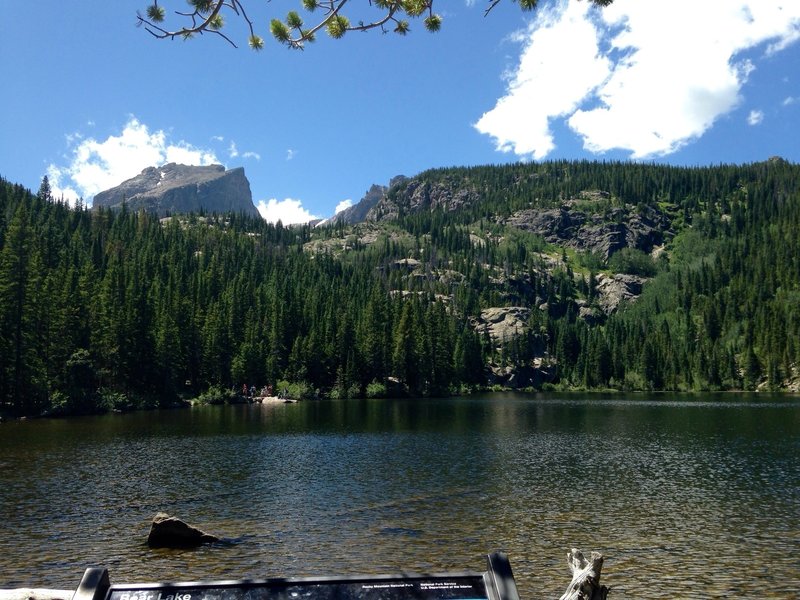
[577,251,605,271]
[48,391,71,416]
[622,371,648,391]
[195,385,236,405]
[98,387,132,411]
[366,380,387,399]
[330,382,362,399]
[276,380,315,400]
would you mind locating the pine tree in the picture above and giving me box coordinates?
[0,201,36,414]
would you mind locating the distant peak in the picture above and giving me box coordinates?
[93,163,258,218]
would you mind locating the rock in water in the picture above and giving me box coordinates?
[93,163,259,218]
[147,512,220,548]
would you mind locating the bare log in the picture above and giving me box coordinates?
[558,549,609,600]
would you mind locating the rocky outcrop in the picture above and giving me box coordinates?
[595,273,646,314]
[367,177,478,222]
[473,306,554,388]
[505,199,671,260]
[391,258,422,272]
[486,358,556,389]
[332,183,388,225]
[339,183,386,224]
[476,307,531,343]
[328,176,407,224]
[147,512,220,548]
[93,163,259,218]
[506,208,585,243]
[576,300,604,325]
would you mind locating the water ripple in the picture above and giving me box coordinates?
[1,395,798,599]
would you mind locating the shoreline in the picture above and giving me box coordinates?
[4,388,799,422]
[0,590,73,600]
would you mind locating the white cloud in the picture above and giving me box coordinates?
[256,198,320,224]
[242,151,261,161]
[286,149,296,161]
[475,0,610,159]
[766,25,800,55]
[335,199,353,214]
[747,109,765,125]
[784,96,798,106]
[476,0,800,159]
[165,144,217,166]
[48,117,219,205]
[228,141,239,158]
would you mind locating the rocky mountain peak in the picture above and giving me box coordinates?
[92,163,259,218]
[330,176,408,225]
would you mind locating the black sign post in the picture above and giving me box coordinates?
[72,553,520,600]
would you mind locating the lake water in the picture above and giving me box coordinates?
[1,394,798,599]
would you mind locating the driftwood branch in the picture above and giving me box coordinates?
[558,549,609,600]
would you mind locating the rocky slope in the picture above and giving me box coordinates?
[341,177,671,260]
[309,171,677,388]
[365,175,479,222]
[93,163,259,218]
[330,176,408,225]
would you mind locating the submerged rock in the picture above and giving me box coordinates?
[147,512,220,548]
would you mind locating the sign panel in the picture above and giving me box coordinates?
[108,576,488,600]
[73,553,518,600]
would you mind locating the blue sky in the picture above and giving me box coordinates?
[2,1,800,223]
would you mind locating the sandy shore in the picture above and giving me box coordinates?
[0,590,73,600]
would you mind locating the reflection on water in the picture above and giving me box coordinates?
[1,394,798,599]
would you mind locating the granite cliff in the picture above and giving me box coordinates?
[93,163,259,218]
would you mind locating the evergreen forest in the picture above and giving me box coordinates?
[1,159,799,417]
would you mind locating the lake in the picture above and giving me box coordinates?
[1,394,798,599]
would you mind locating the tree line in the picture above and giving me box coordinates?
[1,158,798,416]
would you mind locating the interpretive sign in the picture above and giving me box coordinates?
[73,554,519,600]
[107,576,487,600]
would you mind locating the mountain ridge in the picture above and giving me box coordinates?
[1,158,799,418]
